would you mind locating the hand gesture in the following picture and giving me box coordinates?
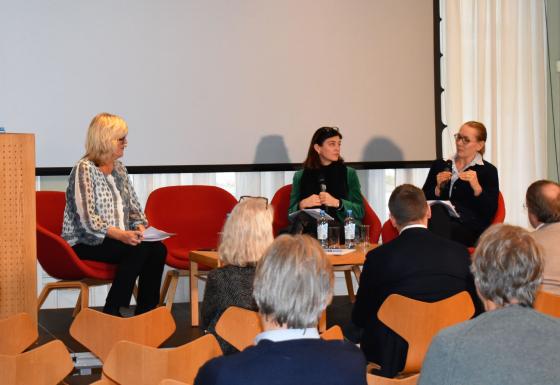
[436,171,452,188]
[319,191,340,208]
[120,230,143,246]
[458,170,482,196]
[435,171,452,197]
[299,194,321,209]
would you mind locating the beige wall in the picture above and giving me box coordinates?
[547,0,560,181]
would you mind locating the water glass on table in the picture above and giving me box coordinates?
[328,226,341,249]
[357,224,370,253]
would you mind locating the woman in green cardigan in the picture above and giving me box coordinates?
[289,127,364,233]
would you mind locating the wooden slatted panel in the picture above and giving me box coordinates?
[0,134,37,323]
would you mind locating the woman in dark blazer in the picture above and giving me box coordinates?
[422,121,499,246]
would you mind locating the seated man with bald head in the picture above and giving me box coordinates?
[526,179,560,295]
[195,234,367,385]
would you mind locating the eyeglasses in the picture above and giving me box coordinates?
[454,133,475,145]
[239,195,268,208]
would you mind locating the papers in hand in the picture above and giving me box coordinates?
[288,208,335,221]
[427,200,460,218]
[142,226,175,242]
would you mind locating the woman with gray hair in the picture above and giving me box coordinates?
[419,224,560,385]
[201,196,273,354]
[195,234,367,385]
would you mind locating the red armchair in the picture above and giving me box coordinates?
[144,185,237,311]
[36,191,117,315]
[271,184,293,236]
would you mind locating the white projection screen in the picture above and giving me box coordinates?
[0,0,441,173]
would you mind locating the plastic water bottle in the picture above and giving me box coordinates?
[344,210,356,249]
[317,210,329,248]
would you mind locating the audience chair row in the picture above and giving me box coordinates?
[4,288,559,384]
[0,312,73,385]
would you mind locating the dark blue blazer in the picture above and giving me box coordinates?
[352,227,483,378]
[422,158,499,234]
[194,338,367,385]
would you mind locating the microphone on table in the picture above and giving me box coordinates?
[440,159,453,192]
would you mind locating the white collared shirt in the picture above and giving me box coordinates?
[449,153,484,197]
[254,328,320,344]
[535,223,546,230]
[398,224,427,235]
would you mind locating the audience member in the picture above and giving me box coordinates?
[526,180,560,295]
[288,126,364,235]
[422,121,499,246]
[352,184,482,377]
[201,196,273,354]
[420,224,560,385]
[62,113,166,316]
[195,235,367,385]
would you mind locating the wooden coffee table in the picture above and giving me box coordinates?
[189,245,376,329]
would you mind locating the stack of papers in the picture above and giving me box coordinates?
[288,208,335,221]
[427,200,460,218]
[142,226,175,242]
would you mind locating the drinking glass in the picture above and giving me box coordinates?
[357,224,370,252]
[328,227,341,249]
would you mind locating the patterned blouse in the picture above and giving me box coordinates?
[62,158,147,246]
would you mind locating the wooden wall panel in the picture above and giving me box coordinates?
[0,134,37,323]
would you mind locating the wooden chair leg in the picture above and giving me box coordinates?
[344,270,356,303]
[73,292,83,317]
[352,265,362,282]
[190,262,200,326]
[37,285,54,310]
[73,283,90,317]
[159,271,173,306]
[165,273,179,310]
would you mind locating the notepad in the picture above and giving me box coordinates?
[142,226,175,242]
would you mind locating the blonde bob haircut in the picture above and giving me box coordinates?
[218,198,273,267]
[472,224,543,307]
[254,234,334,329]
[84,112,128,166]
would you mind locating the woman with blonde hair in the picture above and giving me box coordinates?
[422,121,499,246]
[62,113,166,316]
[201,196,274,354]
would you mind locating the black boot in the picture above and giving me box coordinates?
[102,303,123,317]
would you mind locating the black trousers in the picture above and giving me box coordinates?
[73,238,167,314]
[428,204,479,247]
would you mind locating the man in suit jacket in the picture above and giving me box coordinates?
[352,184,483,378]
[526,180,560,295]
[195,235,367,385]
